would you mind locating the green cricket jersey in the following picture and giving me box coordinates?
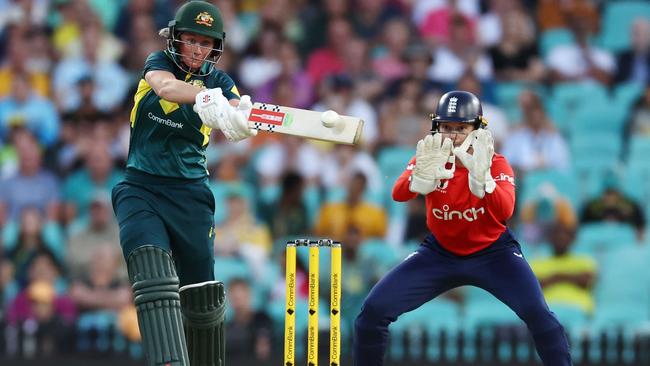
[127,50,240,179]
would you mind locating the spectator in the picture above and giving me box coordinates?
[477,0,512,47]
[343,37,384,103]
[520,182,578,245]
[214,190,273,277]
[314,171,387,240]
[580,180,646,240]
[403,195,429,243]
[377,78,433,148]
[531,223,597,314]
[340,224,375,326]
[351,0,402,41]
[428,14,493,85]
[7,251,76,326]
[52,18,129,113]
[615,18,650,85]
[226,278,273,362]
[6,207,63,284]
[624,84,650,143]
[298,0,350,56]
[372,17,412,83]
[66,192,123,282]
[114,0,174,45]
[384,43,437,98]
[0,33,50,98]
[456,71,509,149]
[62,140,123,223]
[258,171,311,240]
[306,17,351,85]
[0,71,60,147]
[254,40,313,109]
[68,244,131,313]
[5,280,75,358]
[0,129,60,227]
[411,0,480,28]
[238,24,283,90]
[537,0,599,34]
[50,0,83,58]
[319,143,383,195]
[313,73,379,148]
[488,9,545,83]
[546,15,615,85]
[418,0,477,47]
[502,90,570,174]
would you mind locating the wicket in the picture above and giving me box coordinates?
[285,239,342,366]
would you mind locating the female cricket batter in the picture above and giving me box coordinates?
[111,1,256,365]
[353,91,572,365]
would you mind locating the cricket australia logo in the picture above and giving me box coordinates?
[447,97,458,114]
[195,12,214,27]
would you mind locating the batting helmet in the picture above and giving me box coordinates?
[160,1,226,76]
[430,90,487,132]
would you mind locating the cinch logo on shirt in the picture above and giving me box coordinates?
[432,205,485,221]
[494,173,515,185]
[148,112,184,129]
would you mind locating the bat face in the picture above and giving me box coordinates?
[248,103,364,145]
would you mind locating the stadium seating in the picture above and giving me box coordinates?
[209,181,256,224]
[547,82,609,135]
[573,223,638,260]
[599,1,650,52]
[539,28,576,58]
[377,146,415,220]
[494,82,546,124]
[519,169,581,209]
[389,298,461,362]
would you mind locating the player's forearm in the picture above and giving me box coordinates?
[482,184,515,221]
[157,79,203,104]
[392,176,417,201]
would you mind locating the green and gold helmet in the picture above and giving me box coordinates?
[161,1,226,76]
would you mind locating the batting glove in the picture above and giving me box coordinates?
[194,89,258,142]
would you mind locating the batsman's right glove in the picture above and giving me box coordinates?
[194,88,257,142]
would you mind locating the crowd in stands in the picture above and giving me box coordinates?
[1,0,650,363]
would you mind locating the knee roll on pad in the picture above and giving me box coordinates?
[179,281,226,366]
[127,246,189,366]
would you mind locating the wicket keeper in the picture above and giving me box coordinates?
[111,1,256,365]
[353,91,572,365]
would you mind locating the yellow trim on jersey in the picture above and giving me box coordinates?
[230,85,240,97]
[200,124,211,146]
[159,99,180,114]
[130,79,152,127]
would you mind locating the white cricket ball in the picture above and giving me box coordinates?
[321,110,342,128]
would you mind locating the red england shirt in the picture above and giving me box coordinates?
[393,154,516,255]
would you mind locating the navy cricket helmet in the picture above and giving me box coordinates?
[430,90,487,132]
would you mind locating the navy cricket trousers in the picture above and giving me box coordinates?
[353,229,571,365]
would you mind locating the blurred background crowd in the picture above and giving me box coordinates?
[1,0,650,364]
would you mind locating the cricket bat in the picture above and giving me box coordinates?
[248,102,364,145]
